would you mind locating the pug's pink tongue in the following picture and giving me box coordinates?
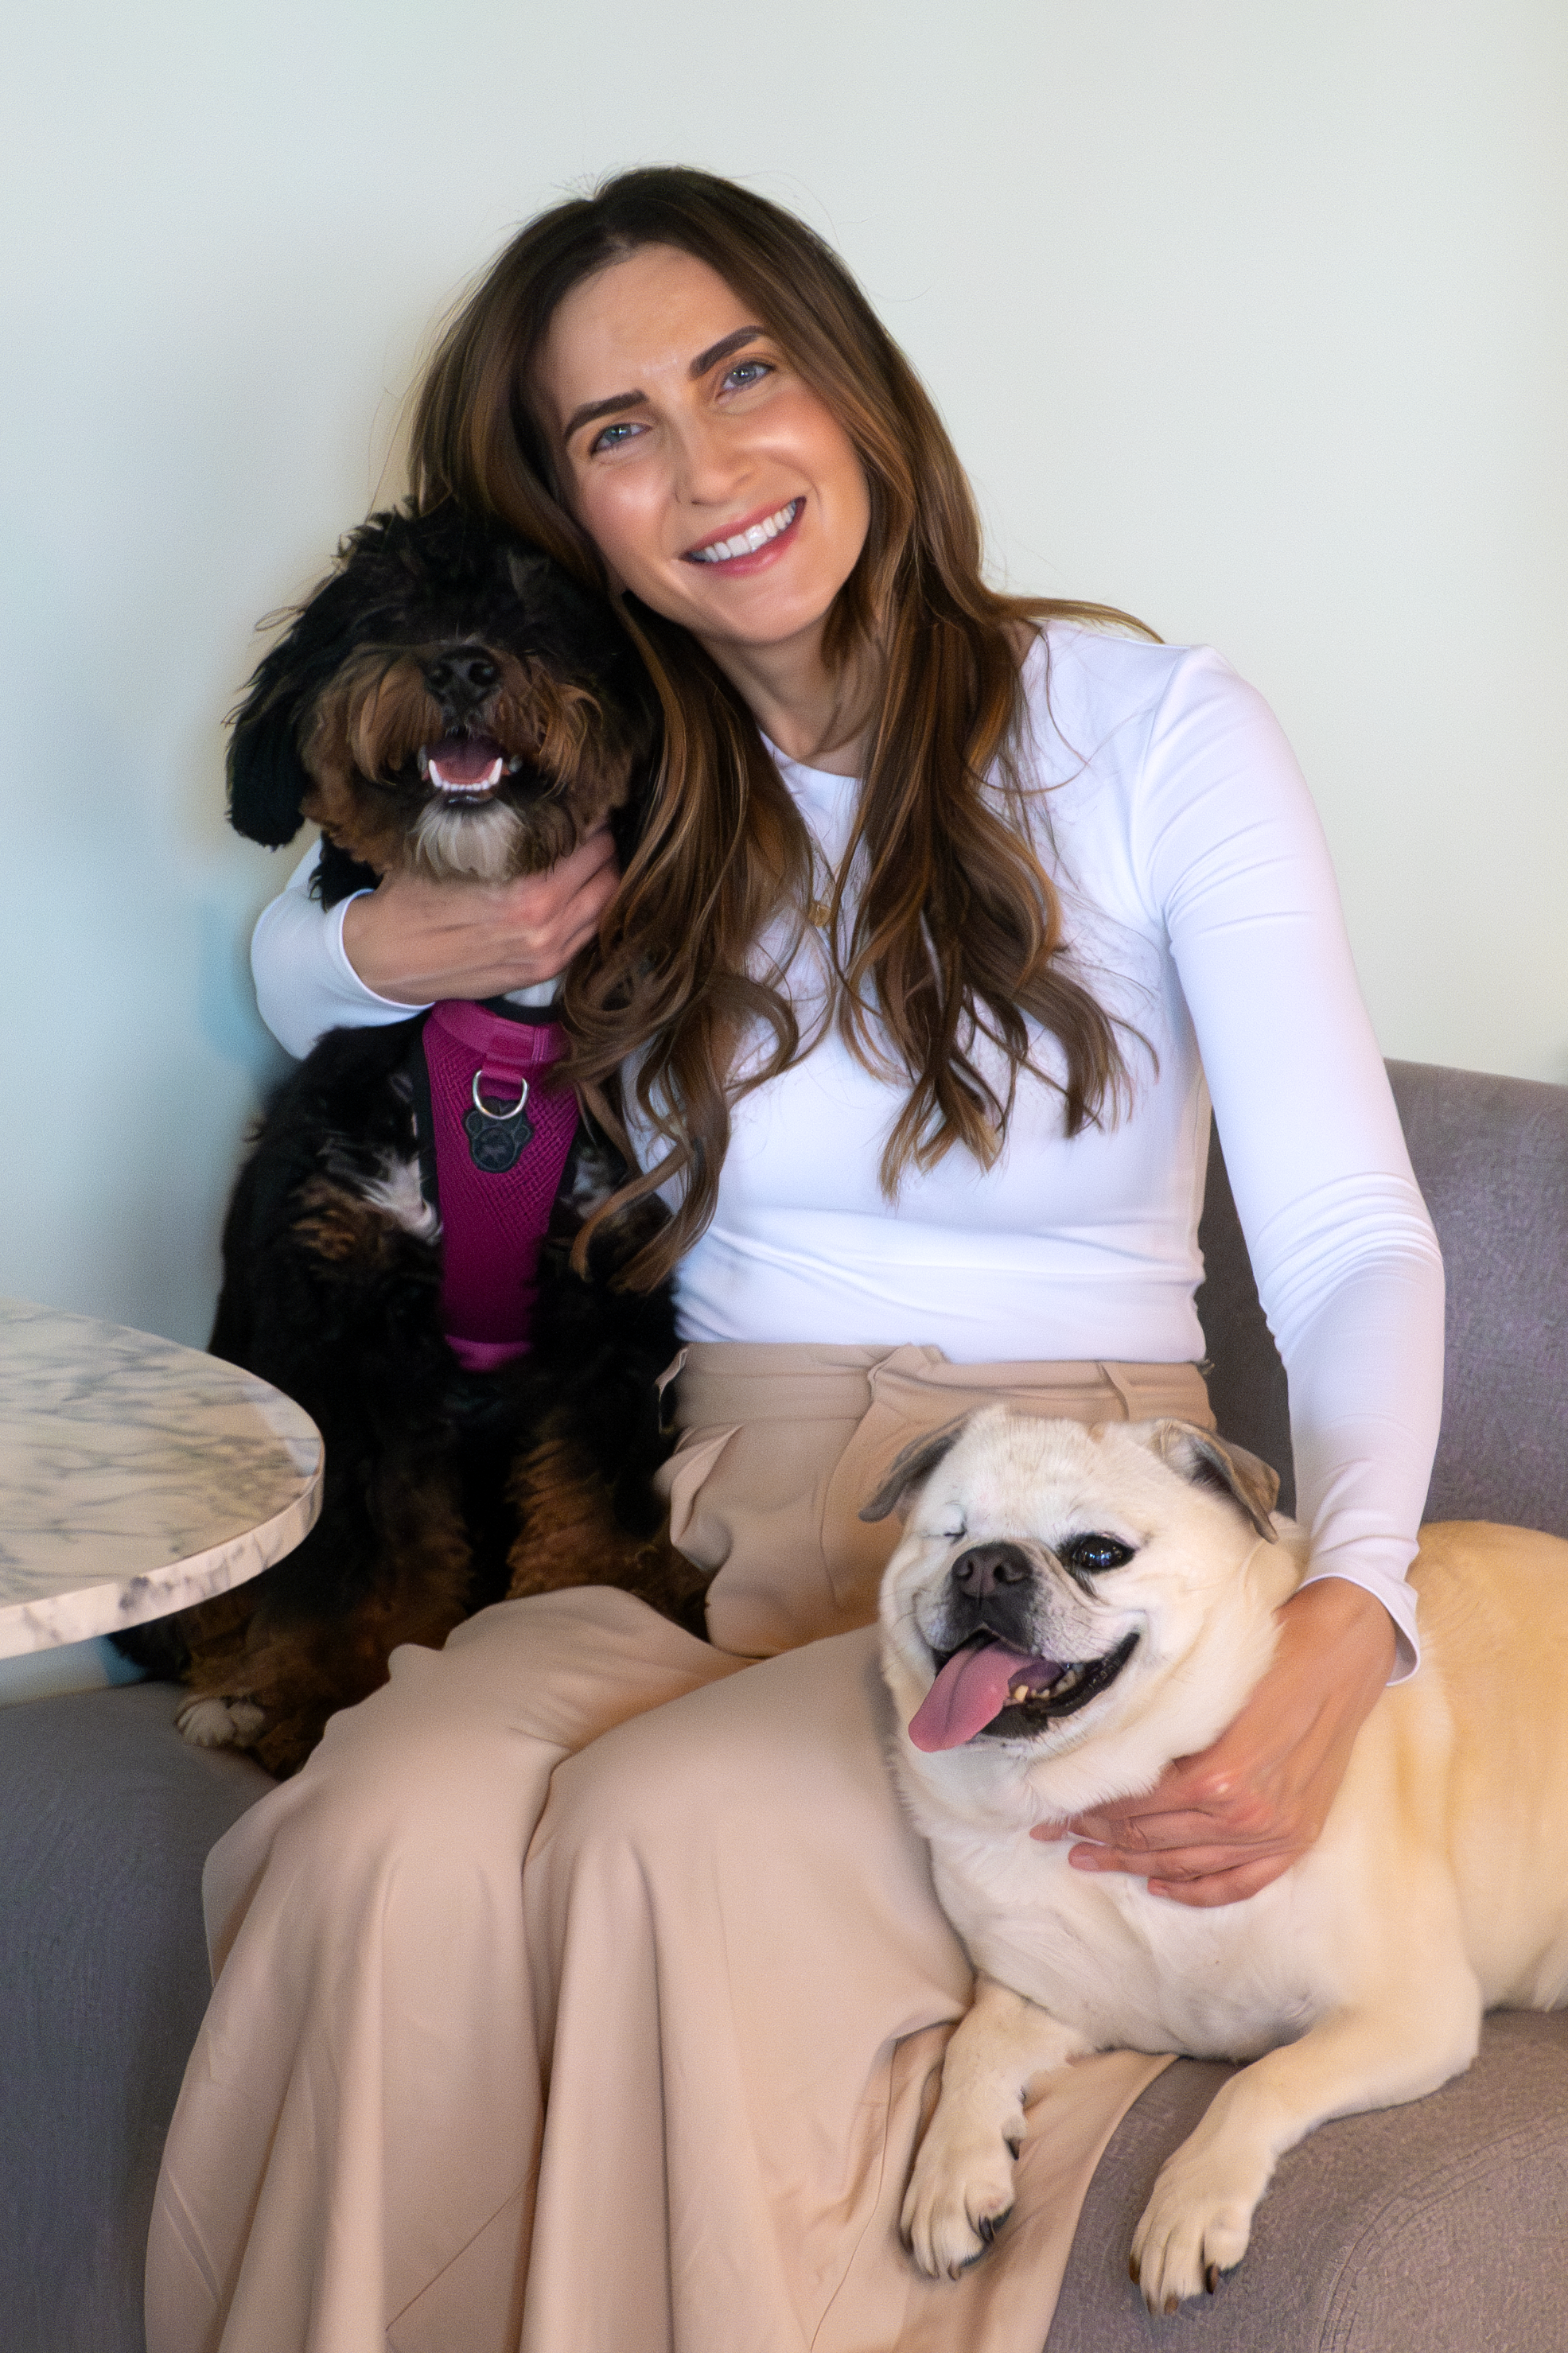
[908,1640,1061,1752]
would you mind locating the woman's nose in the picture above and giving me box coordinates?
[669,411,751,509]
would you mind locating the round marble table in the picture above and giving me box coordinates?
[0,1296,322,1663]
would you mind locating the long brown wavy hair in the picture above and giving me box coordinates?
[409,167,1153,1286]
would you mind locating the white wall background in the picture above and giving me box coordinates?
[2,0,1564,1347]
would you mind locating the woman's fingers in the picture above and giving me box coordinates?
[1146,1854,1299,1908]
[537,826,621,963]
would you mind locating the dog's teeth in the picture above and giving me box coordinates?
[1008,1682,1029,1703]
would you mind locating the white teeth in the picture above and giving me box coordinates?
[429,756,504,796]
[691,499,800,564]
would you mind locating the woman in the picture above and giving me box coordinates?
[149,169,1442,2353]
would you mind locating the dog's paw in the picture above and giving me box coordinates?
[901,2120,1020,2281]
[175,1695,268,1750]
[1128,2150,1259,2316]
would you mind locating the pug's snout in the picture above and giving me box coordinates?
[950,1542,1032,1600]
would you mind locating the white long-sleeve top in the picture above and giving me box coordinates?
[250,628,1443,1669]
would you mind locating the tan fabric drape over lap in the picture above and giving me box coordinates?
[147,1348,1211,2353]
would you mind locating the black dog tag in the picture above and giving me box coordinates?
[464,1101,534,1173]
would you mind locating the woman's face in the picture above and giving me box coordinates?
[535,246,872,666]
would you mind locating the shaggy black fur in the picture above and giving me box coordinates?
[116,505,697,1774]
[224,497,654,884]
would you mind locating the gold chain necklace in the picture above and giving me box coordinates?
[807,842,839,930]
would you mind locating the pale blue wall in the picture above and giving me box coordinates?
[2,0,1564,1344]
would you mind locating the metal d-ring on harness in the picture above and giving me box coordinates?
[463,1066,534,1173]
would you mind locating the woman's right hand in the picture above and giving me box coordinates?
[340,825,621,1003]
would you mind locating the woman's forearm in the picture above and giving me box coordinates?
[250,828,621,1056]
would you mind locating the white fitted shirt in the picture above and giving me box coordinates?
[249,628,1443,1667]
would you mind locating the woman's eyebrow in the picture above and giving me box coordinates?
[688,326,765,378]
[562,390,644,443]
[560,329,768,443]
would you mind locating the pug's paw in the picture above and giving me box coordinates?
[1129,2148,1258,2314]
[901,2114,1020,2281]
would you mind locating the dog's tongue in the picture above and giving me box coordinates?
[908,1639,1064,1752]
[427,733,504,786]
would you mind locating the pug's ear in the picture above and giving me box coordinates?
[858,1416,973,1524]
[1147,1422,1281,1542]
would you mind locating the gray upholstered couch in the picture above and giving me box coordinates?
[2,1059,1564,2353]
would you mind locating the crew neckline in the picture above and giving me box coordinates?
[760,733,863,792]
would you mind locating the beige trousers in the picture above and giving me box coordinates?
[146,1345,1212,2353]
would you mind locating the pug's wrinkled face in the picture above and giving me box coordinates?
[876,1411,1281,1770]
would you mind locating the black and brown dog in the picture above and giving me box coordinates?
[120,503,703,1775]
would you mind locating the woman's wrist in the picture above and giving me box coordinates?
[339,889,449,1003]
[1276,1574,1397,1699]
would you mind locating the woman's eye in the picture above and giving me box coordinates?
[1060,1533,1134,1575]
[721,359,772,393]
[589,420,644,455]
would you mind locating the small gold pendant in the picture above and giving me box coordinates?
[807,899,832,929]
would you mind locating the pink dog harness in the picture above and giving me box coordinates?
[421,1000,578,1372]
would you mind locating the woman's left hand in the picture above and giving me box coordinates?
[1029,1577,1398,1907]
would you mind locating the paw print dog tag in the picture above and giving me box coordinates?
[464,1072,533,1173]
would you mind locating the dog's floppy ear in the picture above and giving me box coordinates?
[505,545,562,601]
[226,701,313,848]
[1147,1422,1281,1542]
[858,1416,972,1524]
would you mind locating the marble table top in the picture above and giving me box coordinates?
[0,1297,323,1659]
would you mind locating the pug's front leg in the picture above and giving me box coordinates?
[903,1977,1091,2280]
[1129,1982,1481,2315]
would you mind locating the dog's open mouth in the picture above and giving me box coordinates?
[908,1630,1138,1751]
[418,734,521,800]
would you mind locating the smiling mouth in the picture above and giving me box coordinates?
[683,497,803,566]
[416,734,525,801]
[909,1630,1139,1752]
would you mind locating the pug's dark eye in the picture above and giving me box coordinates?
[1059,1533,1134,1574]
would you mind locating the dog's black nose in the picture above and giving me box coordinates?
[950,1542,1032,1600]
[424,648,500,700]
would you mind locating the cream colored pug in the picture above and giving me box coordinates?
[870,1408,1568,2316]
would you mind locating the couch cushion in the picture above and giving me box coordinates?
[0,1681,271,2353]
[1387,1060,1568,1534]
[1047,2011,1568,2352]
[1198,1060,1568,1538]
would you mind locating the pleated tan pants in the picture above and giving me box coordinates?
[146,1345,1213,2353]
